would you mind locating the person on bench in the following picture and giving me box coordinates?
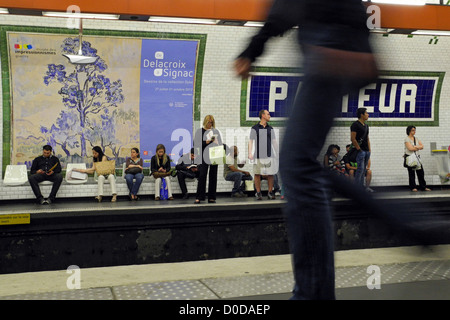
[28,144,63,205]
[224,146,253,198]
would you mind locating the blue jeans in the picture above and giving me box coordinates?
[125,173,144,196]
[355,150,370,186]
[225,172,253,194]
[280,42,382,299]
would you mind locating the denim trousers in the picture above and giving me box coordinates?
[225,172,253,194]
[125,173,144,196]
[278,55,441,298]
[355,150,370,186]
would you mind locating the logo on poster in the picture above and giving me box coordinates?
[14,44,33,50]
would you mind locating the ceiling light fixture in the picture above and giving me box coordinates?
[367,0,426,5]
[43,11,119,20]
[148,16,218,24]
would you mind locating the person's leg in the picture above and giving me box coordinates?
[196,164,208,201]
[108,174,117,201]
[28,174,44,200]
[177,172,188,196]
[48,173,63,200]
[154,177,161,199]
[225,172,243,195]
[125,174,134,195]
[355,150,367,186]
[207,165,218,201]
[280,72,342,300]
[97,175,105,196]
[165,176,173,199]
[132,173,144,196]
[416,167,428,190]
[407,167,417,191]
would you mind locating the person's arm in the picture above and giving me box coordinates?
[405,141,418,152]
[351,131,360,150]
[150,156,158,173]
[248,139,254,161]
[48,157,62,175]
[367,136,371,153]
[235,0,299,77]
[417,139,424,150]
[164,158,171,172]
[30,158,39,175]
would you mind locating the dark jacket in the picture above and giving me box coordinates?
[238,0,370,62]
[150,155,171,174]
[30,155,62,174]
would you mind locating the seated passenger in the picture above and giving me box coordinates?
[28,144,63,204]
[74,146,117,202]
[343,144,374,192]
[175,148,200,199]
[224,146,253,198]
[151,144,174,200]
[125,147,144,200]
[324,144,345,175]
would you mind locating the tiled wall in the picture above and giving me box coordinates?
[1,14,450,200]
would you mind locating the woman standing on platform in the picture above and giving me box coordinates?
[404,125,431,192]
[125,147,144,200]
[194,115,223,204]
[75,146,117,202]
[151,144,174,200]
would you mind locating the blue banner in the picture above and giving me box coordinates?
[139,39,198,164]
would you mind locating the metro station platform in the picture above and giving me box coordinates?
[0,188,449,303]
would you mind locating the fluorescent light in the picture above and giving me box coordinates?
[368,0,426,5]
[42,11,119,20]
[244,21,265,27]
[0,8,9,14]
[148,16,219,24]
[412,30,450,35]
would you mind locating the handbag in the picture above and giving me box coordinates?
[95,160,116,176]
[125,167,142,175]
[405,153,422,170]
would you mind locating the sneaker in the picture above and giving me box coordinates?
[231,193,242,198]
[256,192,262,200]
[365,187,375,193]
[182,193,189,200]
[268,192,276,200]
[39,197,47,205]
[46,198,52,204]
[238,191,248,197]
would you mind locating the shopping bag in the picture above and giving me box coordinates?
[208,145,225,165]
[244,180,254,191]
[160,178,168,200]
[406,153,421,170]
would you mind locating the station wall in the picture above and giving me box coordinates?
[0,14,449,200]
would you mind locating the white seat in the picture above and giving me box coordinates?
[3,165,28,186]
[122,162,129,180]
[65,163,88,184]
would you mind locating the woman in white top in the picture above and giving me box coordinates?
[404,126,430,192]
[74,146,117,202]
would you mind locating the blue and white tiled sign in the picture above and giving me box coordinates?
[243,70,444,126]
